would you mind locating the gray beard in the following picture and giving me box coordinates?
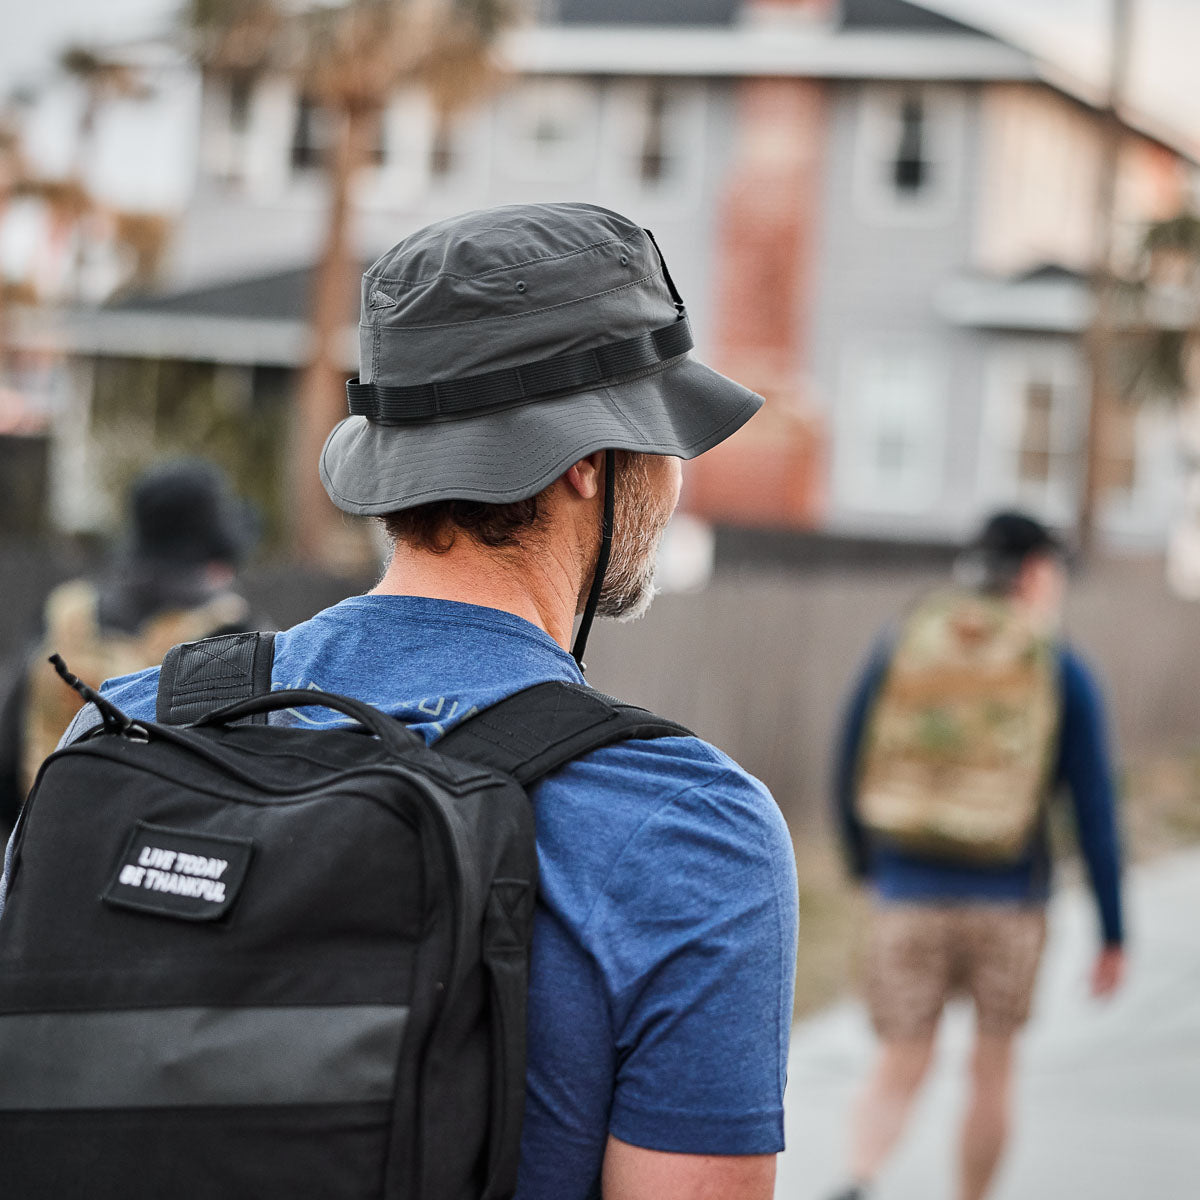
[594,457,671,622]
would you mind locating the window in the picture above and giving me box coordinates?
[639,84,671,185]
[430,117,455,178]
[288,98,382,173]
[360,89,445,203]
[228,77,252,136]
[1018,378,1056,485]
[1098,402,1138,497]
[365,111,385,169]
[505,80,597,182]
[982,344,1168,532]
[981,345,1084,520]
[202,78,254,187]
[854,86,963,224]
[290,94,326,171]
[892,95,929,193]
[838,349,946,513]
[421,104,486,190]
[601,80,705,204]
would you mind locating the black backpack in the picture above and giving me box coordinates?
[0,632,688,1200]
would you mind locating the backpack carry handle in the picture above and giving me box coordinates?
[192,689,425,754]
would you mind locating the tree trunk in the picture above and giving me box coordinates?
[292,104,371,566]
[1078,0,1135,558]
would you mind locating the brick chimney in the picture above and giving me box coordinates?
[685,69,829,529]
[745,0,838,19]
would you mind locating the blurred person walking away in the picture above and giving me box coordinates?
[0,204,798,1200]
[826,511,1124,1200]
[0,458,257,838]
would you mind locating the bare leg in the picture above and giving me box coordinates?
[958,1033,1016,1200]
[847,1035,937,1185]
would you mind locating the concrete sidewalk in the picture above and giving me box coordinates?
[776,850,1200,1200]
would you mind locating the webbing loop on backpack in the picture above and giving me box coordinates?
[156,632,276,726]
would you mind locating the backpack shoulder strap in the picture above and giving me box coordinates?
[435,680,693,787]
[155,631,277,726]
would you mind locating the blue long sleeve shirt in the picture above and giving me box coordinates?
[834,639,1124,946]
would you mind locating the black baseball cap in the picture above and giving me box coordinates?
[971,510,1067,568]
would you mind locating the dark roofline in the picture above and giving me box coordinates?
[839,0,998,39]
[549,0,740,25]
[108,265,344,323]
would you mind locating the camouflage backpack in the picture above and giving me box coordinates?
[20,580,249,794]
[856,590,1061,863]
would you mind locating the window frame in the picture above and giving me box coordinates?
[502,78,599,184]
[598,80,707,214]
[979,341,1086,523]
[835,343,949,515]
[852,84,965,227]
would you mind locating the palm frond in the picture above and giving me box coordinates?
[182,0,284,74]
[1119,209,1200,406]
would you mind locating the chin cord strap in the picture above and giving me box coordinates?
[570,449,616,673]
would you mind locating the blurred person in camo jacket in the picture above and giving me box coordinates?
[826,511,1124,1200]
[0,459,258,839]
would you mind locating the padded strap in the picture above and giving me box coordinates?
[156,632,277,726]
[435,681,692,786]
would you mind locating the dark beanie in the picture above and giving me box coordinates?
[128,459,255,567]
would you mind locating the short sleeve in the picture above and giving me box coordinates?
[587,767,798,1155]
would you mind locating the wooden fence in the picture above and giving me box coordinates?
[5,541,1199,838]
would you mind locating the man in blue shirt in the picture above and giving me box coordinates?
[826,512,1124,1200]
[30,204,799,1200]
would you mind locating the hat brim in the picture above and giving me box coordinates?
[319,356,763,515]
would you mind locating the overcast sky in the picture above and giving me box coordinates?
[1,0,1197,142]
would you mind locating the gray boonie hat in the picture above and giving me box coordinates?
[320,202,763,515]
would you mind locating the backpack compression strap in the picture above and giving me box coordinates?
[156,632,277,726]
[435,680,692,786]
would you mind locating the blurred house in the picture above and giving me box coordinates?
[5,0,1197,548]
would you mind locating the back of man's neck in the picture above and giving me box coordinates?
[370,542,578,651]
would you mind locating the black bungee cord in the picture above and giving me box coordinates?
[570,448,616,673]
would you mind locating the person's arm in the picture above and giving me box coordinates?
[588,763,798,1189]
[832,641,889,880]
[602,1136,775,1200]
[1056,649,1125,993]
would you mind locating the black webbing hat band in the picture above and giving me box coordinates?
[346,314,693,426]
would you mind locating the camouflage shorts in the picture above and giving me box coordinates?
[865,903,1048,1039]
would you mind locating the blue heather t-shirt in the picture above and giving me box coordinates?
[91,595,799,1197]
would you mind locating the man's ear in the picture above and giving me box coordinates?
[562,451,606,501]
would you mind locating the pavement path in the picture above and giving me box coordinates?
[776,849,1200,1200]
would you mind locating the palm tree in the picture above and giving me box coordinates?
[184,0,515,565]
[59,46,154,299]
[1124,211,1200,404]
[0,115,27,375]
[1122,209,1200,595]
[59,46,153,173]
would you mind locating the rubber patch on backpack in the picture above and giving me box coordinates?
[102,822,254,922]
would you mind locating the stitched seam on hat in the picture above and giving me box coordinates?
[365,271,668,332]
[604,386,651,440]
[364,237,634,286]
[372,318,381,381]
